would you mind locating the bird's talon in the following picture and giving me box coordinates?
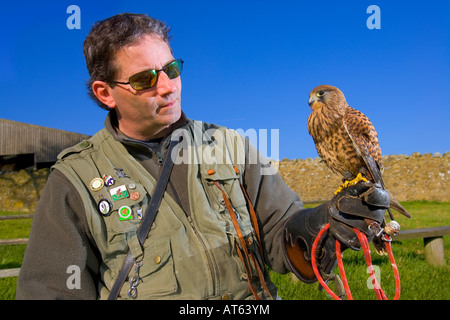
[333,173,368,195]
[348,173,369,185]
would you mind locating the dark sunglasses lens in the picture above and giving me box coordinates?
[165,60,183,79]
[129,70,157,90]
[128,60,183,90]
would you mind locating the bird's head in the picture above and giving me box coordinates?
[308,85,347,114]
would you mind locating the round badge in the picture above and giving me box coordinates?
[130,191,140,201]
[90,177,104,191]
[97,199,112,216]
[118,205,133,221]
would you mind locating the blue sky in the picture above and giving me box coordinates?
[1,0,449,160]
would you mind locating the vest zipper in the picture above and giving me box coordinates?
[187,215,217,296]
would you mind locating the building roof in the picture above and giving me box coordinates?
[0,119,91,163]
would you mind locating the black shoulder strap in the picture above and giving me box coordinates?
[107,138,179,300]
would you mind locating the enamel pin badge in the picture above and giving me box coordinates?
[114,168,129,179]
[103,174,115,187]
[98,198,113,216]
[130,191,140,201]
[109,185,130,201]
[136,208,143,220]
[118,206,133,221]
[90,177,104,191]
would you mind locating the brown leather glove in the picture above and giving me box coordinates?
[282,181,390,284]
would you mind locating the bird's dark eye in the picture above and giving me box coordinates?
[317,91,325,97]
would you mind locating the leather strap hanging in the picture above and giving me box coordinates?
[213,170,273,300]
[107,139,179,300]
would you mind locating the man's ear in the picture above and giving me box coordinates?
[92,81,117,109]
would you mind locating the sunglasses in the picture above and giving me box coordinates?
[112,59,184,91]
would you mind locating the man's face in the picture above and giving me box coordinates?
[108,34,182,140]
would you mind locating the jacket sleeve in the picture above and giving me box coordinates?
[16,169,100,300]
[242,138,303,274]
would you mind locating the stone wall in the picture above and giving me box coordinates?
[0,152,449,212]
[0,168,50,212]
[277,152,450,203]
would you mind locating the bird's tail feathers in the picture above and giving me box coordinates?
[386,189,411,218]
[363,154,411,218]
[364,153,383,186]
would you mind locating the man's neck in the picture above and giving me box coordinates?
[107,110,188,142]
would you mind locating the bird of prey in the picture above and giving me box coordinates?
[306,85,411,222]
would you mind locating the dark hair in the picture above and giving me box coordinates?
[83,13,172,110]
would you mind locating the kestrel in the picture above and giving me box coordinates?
[307,85,411,219]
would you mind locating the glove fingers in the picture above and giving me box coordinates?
[329,204,377,243]
[329,218,361,250]
[336,196,386,223]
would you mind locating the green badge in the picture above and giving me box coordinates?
[118,206,133,221]
[109,185,129,202]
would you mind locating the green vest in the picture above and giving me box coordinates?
[53,120,276,300]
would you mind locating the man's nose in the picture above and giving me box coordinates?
[156,71,177,95]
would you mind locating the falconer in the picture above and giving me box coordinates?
[16,13,390,300]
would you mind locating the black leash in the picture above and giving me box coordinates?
[107,138,179,300]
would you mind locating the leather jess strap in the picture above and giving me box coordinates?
[107,139,179,300]
[213,175,273,300]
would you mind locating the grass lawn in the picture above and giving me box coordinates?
[0,201,449,300]
[272,201,450,300]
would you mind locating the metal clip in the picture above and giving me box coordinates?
[381,233,393,242]
[127,260,143,299]
[233,207,241,221]
[367,220,383,237]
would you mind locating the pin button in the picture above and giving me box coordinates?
[97,199,112,216]
[118,205,132,221]
[79,141,91,148]
[154,256,161,264]
[90,177,104,191]
[130,191,140,201]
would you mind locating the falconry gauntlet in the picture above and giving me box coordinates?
[283,181,390,283]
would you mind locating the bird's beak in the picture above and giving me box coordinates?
[308,96,315,106]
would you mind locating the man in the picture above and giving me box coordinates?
[16,13,389,300]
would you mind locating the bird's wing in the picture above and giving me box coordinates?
[344,108,411,219]
[343,107,384,186]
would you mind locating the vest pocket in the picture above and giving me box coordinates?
[136,237,178,298]
[200,164,239,209]
[200,164,250,228]
[228,232,267,291]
